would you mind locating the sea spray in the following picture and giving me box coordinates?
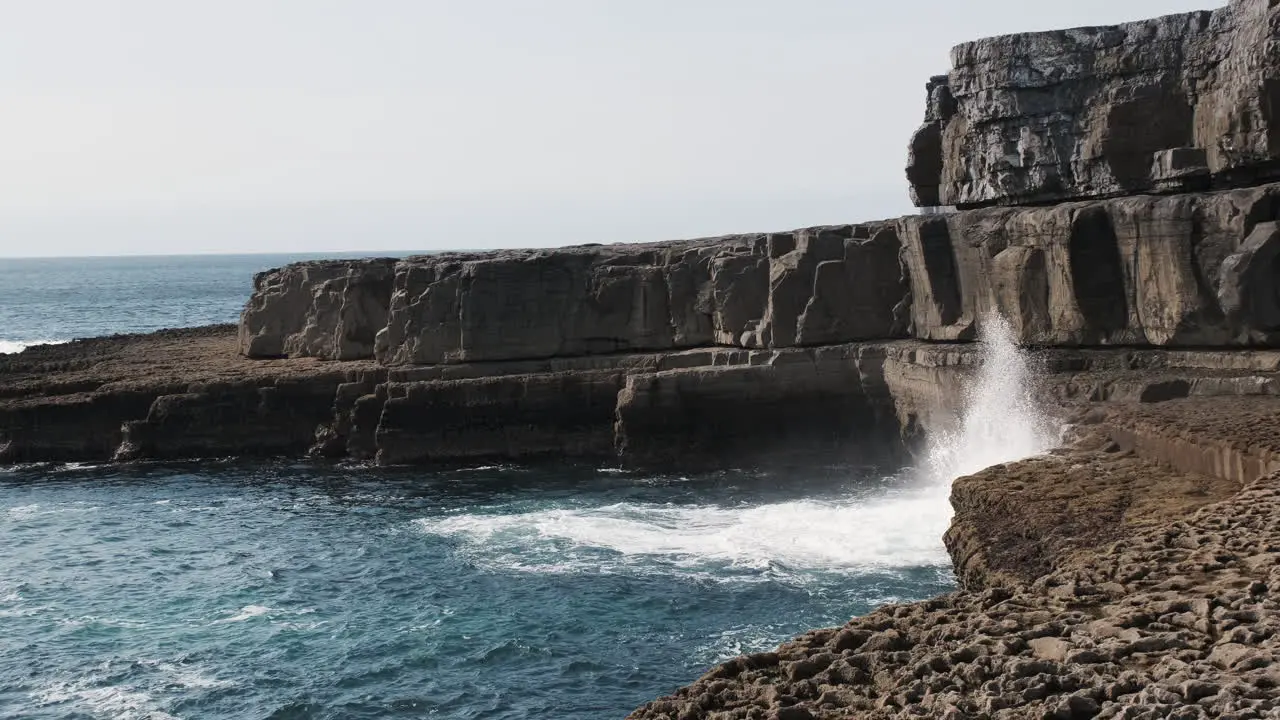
[418,315,1059,578]
[925,313,1060,483]
[418,489,956,578]
[0,339,67,355]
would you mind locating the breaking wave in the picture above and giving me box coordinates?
[416,484,954,580]
[0,339,68,355]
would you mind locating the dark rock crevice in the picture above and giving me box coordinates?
[1069,206,1129,336]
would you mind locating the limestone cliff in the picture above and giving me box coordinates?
[239,225,910,365]
[238,182,1280,356]
[908,0,1280,209]
[901,184,1280,345]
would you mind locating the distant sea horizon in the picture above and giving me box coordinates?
[0,252,428,353]
[0,250,430,262]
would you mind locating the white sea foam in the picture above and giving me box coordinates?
[0,580,26,606]
[214,605,273,623]
[34,682,179,720]
[32,659,229,719]
[416,314,1057,581]
[57,616,148,630]
[695,624,791,663]
[141,660,235,690]
[6,502,101,520]
[0,338,68,355]
[418,485,954,578]
[6,503,41,519]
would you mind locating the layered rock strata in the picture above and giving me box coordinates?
[13,184,1280,468]
[908,0,1280,208]
[239,224,909,365]
[0,327,903,468]
[240,182,1280,356]
[901,185,1280,345]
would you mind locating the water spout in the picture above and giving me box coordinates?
[925,313,1059,484]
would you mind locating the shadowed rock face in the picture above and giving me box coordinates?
[239,225,912,365]
[900,183,1280,345]
[239,182,1280,357]
[238,258,398,361]
[908,0,1280,209]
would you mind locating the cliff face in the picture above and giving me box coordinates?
[237,183,1280,357]
[10,5,1280,473]
[239,225,910,365]
[902,184,1280,344]
[238,258,398,361]
[0,328,906,468]
[908,0,1280,209]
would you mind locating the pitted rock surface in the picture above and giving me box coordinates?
[629,458,1280,719]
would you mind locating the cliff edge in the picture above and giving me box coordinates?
[908,0,1280,209]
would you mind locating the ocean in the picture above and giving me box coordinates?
[0,254,408,353]
[0,254,1042,719]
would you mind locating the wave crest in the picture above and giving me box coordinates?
[0,338,68,355]
[415,482,953,581]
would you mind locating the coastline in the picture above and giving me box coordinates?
[5,0,1280,715]
[7,324,1280,716]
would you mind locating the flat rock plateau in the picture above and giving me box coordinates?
[5,0,1280,717]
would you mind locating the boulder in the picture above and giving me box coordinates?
[1217,221,1280,342]
[908,0,1280,209]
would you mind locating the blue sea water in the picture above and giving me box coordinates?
[0,254,959,719]
[0,253,415,351]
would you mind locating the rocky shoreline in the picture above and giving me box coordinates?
[630,408,1280,718]
[4,0,1280,716]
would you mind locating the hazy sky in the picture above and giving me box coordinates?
[0,0,1224,258]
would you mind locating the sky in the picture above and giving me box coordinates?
[0,0,1225,258]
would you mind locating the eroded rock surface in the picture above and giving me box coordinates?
[900,183,1280,345]
[0,328,905,467]
[240,225,911,365]
[908,0,1280,208]
[237,181,1280,355]
[239,258,398,360]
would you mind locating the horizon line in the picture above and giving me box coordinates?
[0,249,439,261]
